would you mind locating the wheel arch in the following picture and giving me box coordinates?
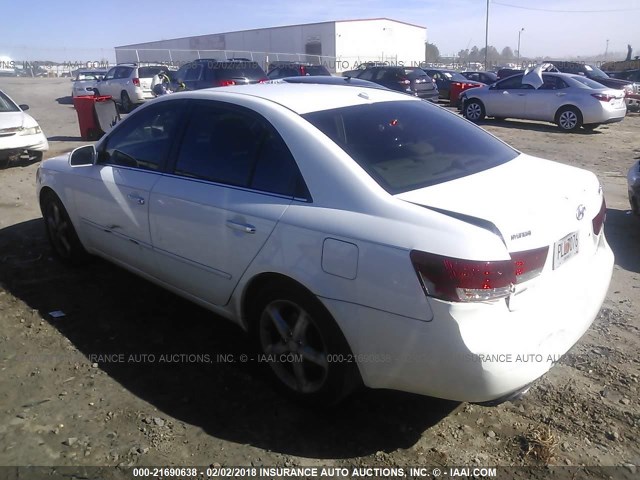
[240,272,320,330]
[554,103,583,123]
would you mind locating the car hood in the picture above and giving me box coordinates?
[0,111,31,130]
[395,153,601,251]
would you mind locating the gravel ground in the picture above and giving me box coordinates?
[0,78,639,478]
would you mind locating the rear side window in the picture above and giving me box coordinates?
[174,102,306,197]
[303,101,518,194]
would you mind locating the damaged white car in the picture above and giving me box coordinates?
[36,84,613,405]
[0,89,48,164]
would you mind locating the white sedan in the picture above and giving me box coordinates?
[36,84,613,405]
[71,69,107,97]
[1,89,49,164]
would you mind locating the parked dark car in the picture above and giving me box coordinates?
[610,69,640,82]
[461,71,498,85]
[496,68,524,80]
[347,66,439,102]
[423,68,484,104]
[550,62,633,90]
[341,61,390,78]
[173,59,268,90]
[272,75,388,90]
[267,62,331,79]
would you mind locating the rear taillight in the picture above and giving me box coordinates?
[512,246,549,284]
[397,78,411,85]
[258,78,269,83]
[132,78,140,87]
[592,197,606,235]
[218,80,236,86]
[591,93,616,102]
[451,82,461,88]
[410,247,549,303]
[300,66,306,76]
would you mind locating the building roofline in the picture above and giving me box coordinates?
[115,18,425,48]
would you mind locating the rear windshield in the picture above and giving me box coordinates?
[442,71,468,82]
[571,76,608,89]
[0,91,19,112]
[404,68,428,78]
[138,66,165,78]
[303,101,518,194]
[215,63,266,81]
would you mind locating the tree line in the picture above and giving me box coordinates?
[425,42,523,65]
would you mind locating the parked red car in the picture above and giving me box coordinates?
[424,68,484,106]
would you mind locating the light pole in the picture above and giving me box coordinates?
[484,0,490,70]
[517,28,524,66]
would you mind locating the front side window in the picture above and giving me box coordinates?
[104,68,117,80]
[303,100,518,194]
[100,101,184,171]
[496,74,526,89]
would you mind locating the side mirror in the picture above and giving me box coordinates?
[69,145,96,167]
[19,104,29,111]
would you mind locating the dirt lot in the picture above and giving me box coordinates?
[0,78,639,477]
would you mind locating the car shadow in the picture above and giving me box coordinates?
[55,96,74,105]
[0,218,459,459]
[604,208,640,274]
[0,153,43,170]
[476,118,604,134]
[47,135,83,142]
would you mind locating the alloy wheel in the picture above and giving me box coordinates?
[259,299,329,394]
[46,201,72,259]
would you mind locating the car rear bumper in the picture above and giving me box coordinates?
[322,232,613,403]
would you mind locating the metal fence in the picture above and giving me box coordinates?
[114,49,403,73]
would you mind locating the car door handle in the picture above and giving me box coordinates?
[502,91,509,95]
[517,93,527,96]
[127,193,145,205]
[556,92,566,96]
[226,220,256,234]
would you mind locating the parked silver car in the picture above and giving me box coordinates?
[460,68,626,131]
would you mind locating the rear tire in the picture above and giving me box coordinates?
[251,282,361,407]
[463,99,485,122]
[556,106,583,131]
[41,191,89,266]
[120,91,133,113]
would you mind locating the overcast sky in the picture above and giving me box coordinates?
[1,0,638,62]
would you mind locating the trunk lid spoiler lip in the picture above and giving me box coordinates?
[403,201,507,248]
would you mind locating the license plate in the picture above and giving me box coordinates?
[553,231,579,269]
[613,98,623,107]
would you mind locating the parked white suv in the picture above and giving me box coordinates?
[93,64,166,112]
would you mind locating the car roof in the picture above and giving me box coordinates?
[174,83,415,114]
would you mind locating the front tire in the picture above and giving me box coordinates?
[463,99,485,122]
[556,106,583,131]
[252,283,360,406]
[41,191,89,265]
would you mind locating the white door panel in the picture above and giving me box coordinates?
[73,165,160,270]
[149,177,292,306]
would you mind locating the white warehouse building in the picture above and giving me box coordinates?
[114,18,427,73]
